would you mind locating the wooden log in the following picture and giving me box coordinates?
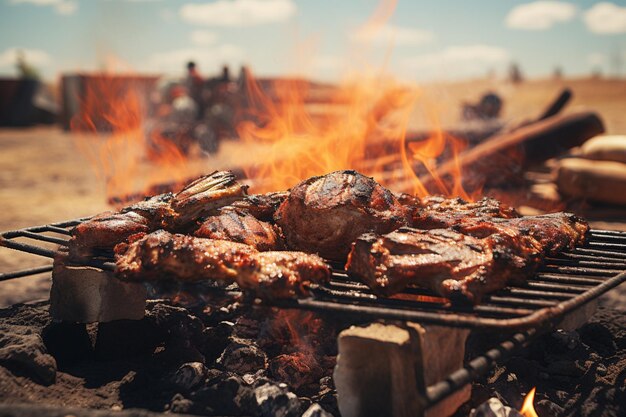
[423,111,605,190]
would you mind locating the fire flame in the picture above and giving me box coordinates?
[520,387,539,417]
[70,74,197,200]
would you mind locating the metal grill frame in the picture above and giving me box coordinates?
[2,219,626,331]
[1,218,625,409]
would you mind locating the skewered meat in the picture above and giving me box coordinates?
[115,230,330,299]
[168,171,249,228]
[194,209,284,251]
[69,211,150,261]
[346,227,542,303]
[236,251,331,300]
[115,230,257,282]
[230,191,289,221]
[275,170,411,261]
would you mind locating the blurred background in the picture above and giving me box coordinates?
[1,0,626,305]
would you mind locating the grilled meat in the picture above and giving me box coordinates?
[115,230,257,282]
[237,251,331,300]
[346,227,542,304]
[115,230,330,299]
[412,196,520,229]
[69,211,151,261]
[275,170,411,261]
[194,209,284,251]
[230,191,289,221]
[120,192,174,229]
[168,171,249,228]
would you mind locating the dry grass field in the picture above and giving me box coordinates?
[1,76,625,306]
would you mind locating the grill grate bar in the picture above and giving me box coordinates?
[1,219,626,329]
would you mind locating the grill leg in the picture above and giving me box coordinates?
[334,322,470,417]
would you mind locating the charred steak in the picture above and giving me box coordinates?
[346,227,542,303]
[194,209,284,251]
[275,170,411,261]
[115,230,330,299]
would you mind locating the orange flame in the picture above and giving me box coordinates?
[70,73,194,200]
[520,387,539,417]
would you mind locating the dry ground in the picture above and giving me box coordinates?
[1,76,625,307]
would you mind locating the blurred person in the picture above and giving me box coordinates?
[186,61,205,120]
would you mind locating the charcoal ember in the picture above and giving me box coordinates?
[169,393,194,414]
[242,369,267,386]
[232,315,263,339]
[145,303,205,344]
[199,321,234,363]
[186,373,253,416]
[94,319,161,360]
[170,362,208,391]
[41,322,93,365]
[302,403,334,417]
[249,382,301,417]
[579,322,617,356]
[0,322,57,385]
[469,398,523,417]
[217,338,267,375]
[536,398,564,416]
[268,353,324,391]
[550,329,581,351]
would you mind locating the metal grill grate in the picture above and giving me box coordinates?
[1,219,625,330]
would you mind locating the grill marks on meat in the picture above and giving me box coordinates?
[346,227,542,303]
[194,209,284,251]
[115,231,330,299]
[169,171,249,228]
[68,171,247,261]
[236,251,330,300]
[275,170,411,261]
[230,191,289,222]
[412,196,520,229]
[115,230,257,283]
[69,211,151,261]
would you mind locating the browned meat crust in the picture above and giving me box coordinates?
[115,231,330,299]
[194,209,284,251]
[115,230,257,282]
[168,171,249,228]
[230,191,289,221]
[346,227,542,304]
[275,170,411,261]
[236,251,331,300]
[120,193,174,229]
[412,196,520,229]
[69,211,150,261]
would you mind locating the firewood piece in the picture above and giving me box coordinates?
[557,158,626,205]
[426,111,605,189]
[580,135,626,164]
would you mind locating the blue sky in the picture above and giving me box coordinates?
[1,0,625,82]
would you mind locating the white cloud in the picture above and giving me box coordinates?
[0,47,51,69]
[584,2,626,34]
[190,30,218,46]
[10,0,77,15]
[505,1,577,30]
[146,45,245,73]
[351,25,434,46]
[403,45,510,80]
[179,0,296,27]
